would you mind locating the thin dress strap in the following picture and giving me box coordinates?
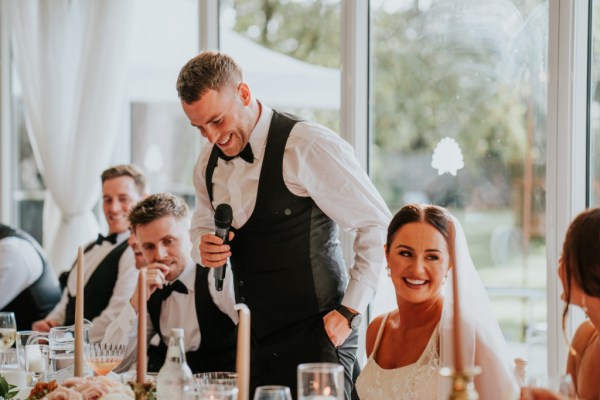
[371,312,391,358]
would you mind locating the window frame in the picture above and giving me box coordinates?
[546,0,590,383]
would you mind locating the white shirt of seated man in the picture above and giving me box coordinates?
[33,174,143,342]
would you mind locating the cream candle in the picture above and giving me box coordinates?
[74,246,85,377]
[234,303,250,400]
[136,268,147,383]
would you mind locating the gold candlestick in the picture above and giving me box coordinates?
[440,366,481,400]
[129,381,156,400]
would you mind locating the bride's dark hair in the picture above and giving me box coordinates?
[386,204,456,265]
[561,207,600,328]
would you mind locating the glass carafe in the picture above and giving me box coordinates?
[48,320,93,382]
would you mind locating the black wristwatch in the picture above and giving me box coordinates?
[336,305,362,330]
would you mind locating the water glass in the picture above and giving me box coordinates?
[0,312,17,350]
[0,348,26,388]
[16,331,49,369]
[253,385,292,400]
[25,344,49,384]
[297,363,344,400]
[184,383,238,399]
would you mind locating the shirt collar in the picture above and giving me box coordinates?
[247,102,273,164]
[172,259,196,293]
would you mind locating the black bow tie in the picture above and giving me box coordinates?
[96,233,118,245]
[154,280,188,301]
[217,143,254,163]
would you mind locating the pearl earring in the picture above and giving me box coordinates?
[386,266,391,277]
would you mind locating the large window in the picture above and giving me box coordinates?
[128,0,201,203]
[219,0,341,131]
[591,1,600,206]
[12,63,45,243]
[369,0,549,376]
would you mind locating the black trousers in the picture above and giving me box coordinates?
[250,313,359,400]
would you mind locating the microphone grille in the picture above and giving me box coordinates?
[215,203,233,227]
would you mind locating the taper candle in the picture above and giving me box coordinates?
[137,268,147,383]
[451,258,464,373]
[74,246,85,377]
[234,303,250,400]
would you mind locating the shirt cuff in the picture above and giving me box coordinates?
[341,279,375,315]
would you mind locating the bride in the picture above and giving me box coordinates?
[355,204,517,399]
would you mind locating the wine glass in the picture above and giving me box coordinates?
[254,385,292,400]
[84,343,126,376]
[0,312,17,351]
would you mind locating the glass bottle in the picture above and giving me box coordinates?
[156,328,192,400]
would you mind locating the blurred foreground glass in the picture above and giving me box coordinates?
[194,371,237,389]
[254,385,292,400]
[297,363,343,400]
[0,348,26,388]
[121,371,158,384]
[0,312,17,351]
[25,344,49,384]
[523,373,576,398]
[184,383,238,399]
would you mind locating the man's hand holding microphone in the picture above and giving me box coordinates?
[200,204,234,291]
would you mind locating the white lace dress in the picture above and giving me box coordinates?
[355,313,441,400]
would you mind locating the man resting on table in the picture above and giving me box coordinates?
[104,193,238,373]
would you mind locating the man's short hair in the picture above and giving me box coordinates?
[176,51,243,104]
[129,193,189,231]
[101,164,147,196]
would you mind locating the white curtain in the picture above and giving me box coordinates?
[8,0,133,271]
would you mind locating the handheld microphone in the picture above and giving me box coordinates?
[213,204,233,291]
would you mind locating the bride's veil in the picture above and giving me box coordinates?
[438,214,518,399]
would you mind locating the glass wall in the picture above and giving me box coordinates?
[12,64,45,243]
[591,0,600,206]
[219,0,341,132]
[128,0,201,204]
[369,0,549,376]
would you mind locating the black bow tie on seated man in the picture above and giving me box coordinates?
[96,233,118,245]
[217,143,254,163]
[154,280,188,301]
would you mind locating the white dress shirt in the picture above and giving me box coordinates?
[45,231,138,343]
[190,104,391,314]
[104,260,237,372]
[0,236,45,309]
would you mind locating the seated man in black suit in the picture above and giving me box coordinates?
[104,193,237,373]
[0,224,61,331]
[32,164,147,343]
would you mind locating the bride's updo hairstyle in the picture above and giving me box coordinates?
[386,203,456,268]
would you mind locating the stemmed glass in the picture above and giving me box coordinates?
[84,343,126,376]
[0,312,17,352]
[254,385,292,400]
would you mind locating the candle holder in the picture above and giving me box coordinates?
[439,366,481,400]
[128,381,156,400]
